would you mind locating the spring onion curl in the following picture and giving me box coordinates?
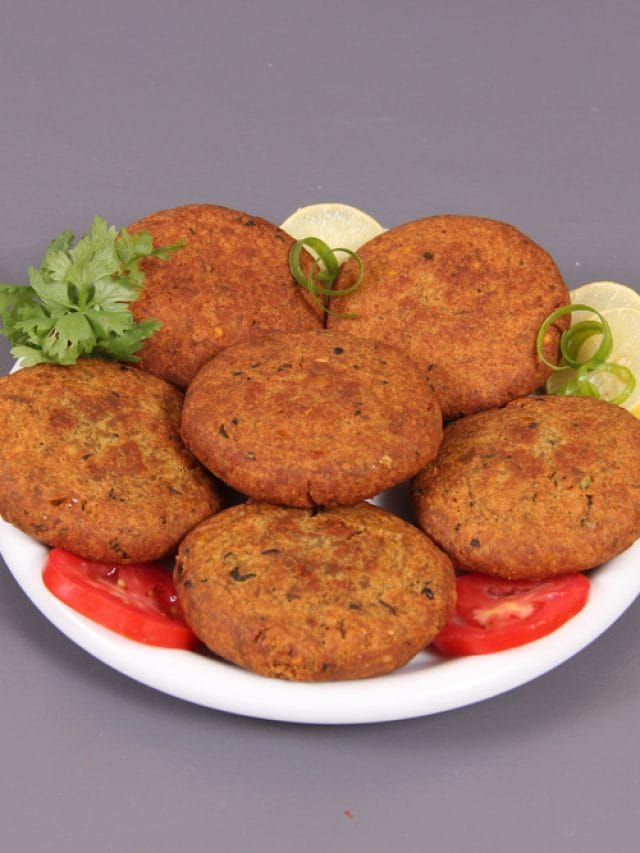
[289,237,364,318]
[582,362,636,406]
[537,303,636,405]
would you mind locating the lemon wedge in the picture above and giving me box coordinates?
[569,280,640,314]
[546,306,640,410]
[280,203,385,258]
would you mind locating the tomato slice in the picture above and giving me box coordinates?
[432,573,590,656]
[43,549,198,649]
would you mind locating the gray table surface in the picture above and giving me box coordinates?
[2,1,639,851]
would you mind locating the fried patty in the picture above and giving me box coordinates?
[413,396,640,579]
[175,502,455,681]
[328,215,569,419]
[0,360,220,562]
[182,330,443,507]
[128,204,322,388]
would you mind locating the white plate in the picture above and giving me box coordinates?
[2,502,639,725]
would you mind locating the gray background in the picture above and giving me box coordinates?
[1,1,639,850]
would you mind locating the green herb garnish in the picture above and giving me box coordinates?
[537,303,636,404]
[0,216,181,366]
[288,237,364,318]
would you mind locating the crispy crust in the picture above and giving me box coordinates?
[413,396,640,578]
[181,330,443,507]
[175,502,455,681]
[328,215,570,419]
[0,360,220,562]
[128,204,322,388]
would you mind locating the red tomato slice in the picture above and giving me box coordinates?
[43,549,198,649]
[432,573,590,656]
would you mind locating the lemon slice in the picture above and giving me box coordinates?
[569,280,640,314]
[546,306,640,409]
[280,203,385,257]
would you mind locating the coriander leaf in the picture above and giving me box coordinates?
[8,309,56,344]
[85,307,135,338]
[0,216,179,366]
[44,250,73,283]
[136,317,163,338]
[0,285,32,316]
[41,231,75,271]
[150,240,184,260]
[117,228,154,263]
[90,215,118,246]
[122,262,145,293]
[42,313,96,364]
[9,345,47,367]
[89,277,140,310]
[93,318,162,362]
[27,266,73,310]
[80,246,121,288]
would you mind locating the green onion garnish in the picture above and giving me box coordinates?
[289,237,364,318]
[537,303,636,405]
[581,362,636,406]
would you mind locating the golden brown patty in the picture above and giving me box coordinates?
[328,215,569,420]
[0,360,220,562]
[175,502,455,681]
[128,204,321,388]
[182,330,443,507]
[413,395,640,579]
